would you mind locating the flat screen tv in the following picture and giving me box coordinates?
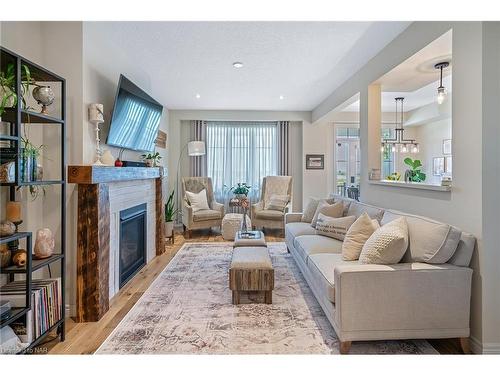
[106,74,163,152]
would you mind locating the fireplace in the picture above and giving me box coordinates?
[119,203,147,288]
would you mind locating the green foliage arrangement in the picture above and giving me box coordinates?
[0,63,35,115]
[165,190,178,222]
[404,157,426,182]
[142,151,162,166]
[229,182,251,196]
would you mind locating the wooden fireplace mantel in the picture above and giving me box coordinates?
[68,165,166,322]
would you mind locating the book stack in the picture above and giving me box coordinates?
[0,278,62,343]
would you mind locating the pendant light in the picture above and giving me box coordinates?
[435,62,449,105]
[380,97,419,153]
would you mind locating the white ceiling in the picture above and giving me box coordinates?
[84,22,410,111]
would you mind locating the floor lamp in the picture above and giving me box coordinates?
[176,140,206,224]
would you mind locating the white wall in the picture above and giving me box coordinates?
[168,110,309,212]
[311,21,497,353]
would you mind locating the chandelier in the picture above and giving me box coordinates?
[381,97,419,153]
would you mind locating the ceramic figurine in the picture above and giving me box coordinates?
[0,220,16,237]
[34,228,55,259]
[12,249,27,267]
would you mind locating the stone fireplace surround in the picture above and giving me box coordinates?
[68,166,166,322]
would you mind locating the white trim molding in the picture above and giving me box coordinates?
[470,335,500,354]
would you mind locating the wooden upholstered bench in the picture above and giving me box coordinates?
[229,246,274,304]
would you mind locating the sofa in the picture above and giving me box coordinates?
[285,194,475,354]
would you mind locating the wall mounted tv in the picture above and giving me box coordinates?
[106,74,163,152]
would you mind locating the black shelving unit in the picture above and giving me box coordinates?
[0,45,66,353]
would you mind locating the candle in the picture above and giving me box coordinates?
[6,201,21,222]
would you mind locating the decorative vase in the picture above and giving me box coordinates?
[12,249,27,267]
[0,220,16,237]
[114,159,123,167]
[34,228,55,259]
[32,85,55,115]
[0,244,11,267]
[165,221,174,237]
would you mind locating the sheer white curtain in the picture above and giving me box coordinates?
[206,121,278,205]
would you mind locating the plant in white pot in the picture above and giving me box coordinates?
[164,190,177,237]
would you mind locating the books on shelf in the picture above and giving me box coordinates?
[0,278,61,343]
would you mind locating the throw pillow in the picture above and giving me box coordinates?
[359,217,409,265]
[342,212,380,261]
[185,189,210,212]
[266,194,290,211]
[316,214,356,241]
[311,201,344,228]
[301,197,334,223]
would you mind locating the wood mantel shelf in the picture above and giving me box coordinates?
[68,165,165,184]
[68,164,167,322]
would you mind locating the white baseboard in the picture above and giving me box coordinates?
[470,335,500,354]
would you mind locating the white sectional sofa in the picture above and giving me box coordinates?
[285,195,475,354]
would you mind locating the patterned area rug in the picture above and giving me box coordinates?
[96,242,437,354]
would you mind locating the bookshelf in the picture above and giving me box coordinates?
[0,46,66,353]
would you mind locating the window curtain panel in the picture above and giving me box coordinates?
[189,120,207,177]
[277,121,291,175]
[206,121,278,207]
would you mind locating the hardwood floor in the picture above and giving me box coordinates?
[40,228,462,354]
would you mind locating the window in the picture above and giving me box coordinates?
[335,127,360,197]
[381,127,396,178]
[206,121,277,203]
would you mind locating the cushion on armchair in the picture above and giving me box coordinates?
[256,209,285,220]
[193,209,222,222]
[185,189,210,212]
[266,194,290,211]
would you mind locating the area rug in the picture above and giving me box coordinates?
[96,242,437,354]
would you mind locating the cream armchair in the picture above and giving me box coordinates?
[182,177,224,237]
[251,176,292,234]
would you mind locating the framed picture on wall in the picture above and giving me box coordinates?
[442,139,452,155]
[306,154,325,170]
[433,157,445,176]
[445,156,452,174]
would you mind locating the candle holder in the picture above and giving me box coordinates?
[7,220,23,253]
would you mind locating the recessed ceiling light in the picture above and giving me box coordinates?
[195,94,201,99]
[233,62,243,68]
[279,95,284,100]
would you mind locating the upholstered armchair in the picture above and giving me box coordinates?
[182,177,224,237]
[251,176,293,234]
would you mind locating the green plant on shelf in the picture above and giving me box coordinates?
[0,62,37,116]
[142,151,162,167]
[403,157,426,183]
[16,138,46,200]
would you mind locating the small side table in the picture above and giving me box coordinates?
[166,231,174,245]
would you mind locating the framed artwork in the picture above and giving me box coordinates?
[155,130,167,149]
[306,154,325,170]
[442,139,452,155]
[433,157,445,176]
[445,156,452,174]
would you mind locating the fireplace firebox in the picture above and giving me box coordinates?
[119,203,147,288]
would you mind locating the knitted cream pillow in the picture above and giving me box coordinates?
[311,201,344,228]
[315,214,356,241]
[359,217,409,265]
[342,212,380,261]
[185,189,210,212]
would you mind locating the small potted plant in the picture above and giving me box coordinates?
[164,190,178,237]
[142,151,162,167]
[403,157,426,183]
[229,182,251,199]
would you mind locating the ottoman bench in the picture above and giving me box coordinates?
[222,213,252,241]
[229,246,274,304]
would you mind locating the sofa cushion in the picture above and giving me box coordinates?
[342,213,380,261]
[315,214,356,241]
[193,209,222,222]
[347,201,385,222]
[381,210,462,264]
[293,235,343,264]
[285,222,317,239]
[307,253,357,303]
[359,217,408,265]
[256,209,284,220]
[302,197,334,223]
[448,231,476,267]
[329,194,352,216]
[311,201,344,228]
